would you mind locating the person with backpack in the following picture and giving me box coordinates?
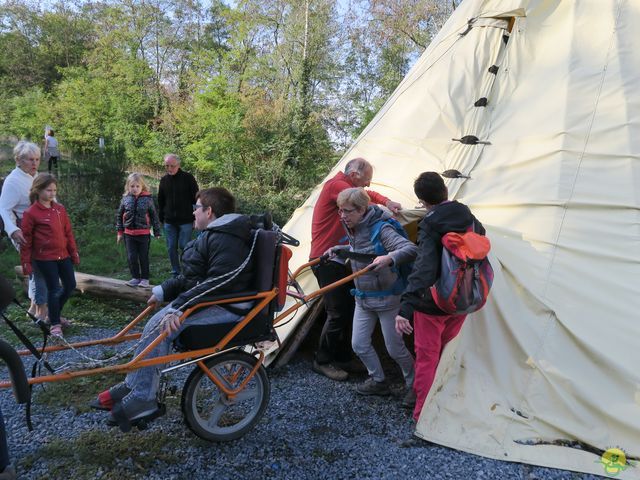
[310,158,402,382]
[327,188,417,402]
[395,172,488,423]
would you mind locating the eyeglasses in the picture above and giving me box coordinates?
[165,163,179,169]
[192,204,206,211]
[338,207,357,216]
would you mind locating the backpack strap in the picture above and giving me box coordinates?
[351,218,409,298]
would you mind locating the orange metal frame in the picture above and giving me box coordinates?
[0,258,370,394]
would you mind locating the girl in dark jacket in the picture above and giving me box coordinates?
[20,173,79,338]
[116,173,161,288]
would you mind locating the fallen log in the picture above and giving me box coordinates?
[14,266,151,303]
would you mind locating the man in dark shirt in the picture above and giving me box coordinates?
[158,154,199,276]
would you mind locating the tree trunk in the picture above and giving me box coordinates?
[14,267,150,303]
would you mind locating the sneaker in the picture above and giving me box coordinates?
[49,324,63,337]
[334,358,368,374]
[0,465,16,480]
[139,279,150,288]
[401,387,417,409]
[312,360,348,381]
[126,278,141,287]
[90,382,131,411]
[110,394,164,433]
[356,378,390,396]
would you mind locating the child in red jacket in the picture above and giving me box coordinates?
[20,173,79,337]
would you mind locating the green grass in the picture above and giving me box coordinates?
[20,429,181,479]
[33,372,125,412]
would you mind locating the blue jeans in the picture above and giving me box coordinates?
[125,303,244,402]
[163,223,193,276]
[28,263,47,305]
[34,258,76,326]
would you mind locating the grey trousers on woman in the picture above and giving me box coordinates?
[351,303,415,386]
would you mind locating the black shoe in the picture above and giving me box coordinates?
[399,435,435,448]
[355,378,391,396]
[110,395,165,433]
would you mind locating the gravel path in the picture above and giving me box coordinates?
[0,331,606,480]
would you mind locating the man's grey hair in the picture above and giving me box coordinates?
[164,153,180,164]
[344,157,371,175]
[14,141,40,163]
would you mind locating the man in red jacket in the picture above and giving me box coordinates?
[310,157,402,381]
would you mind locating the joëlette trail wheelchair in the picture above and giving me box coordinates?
[0,227,370,442]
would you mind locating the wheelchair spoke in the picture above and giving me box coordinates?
[214,364,237,390]
[207,399,228,428]
[234,386,259,403]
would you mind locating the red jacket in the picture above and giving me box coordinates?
[20,201,79,275]
[310,171,389,258]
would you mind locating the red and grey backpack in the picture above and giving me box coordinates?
[430,224,494,315]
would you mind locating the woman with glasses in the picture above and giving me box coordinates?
[327,187,417,404]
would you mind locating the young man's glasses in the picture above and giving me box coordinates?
[192,204,206,211]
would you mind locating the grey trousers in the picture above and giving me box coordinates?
[351,303,415,386]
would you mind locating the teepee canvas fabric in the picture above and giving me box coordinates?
[277,0,640,476]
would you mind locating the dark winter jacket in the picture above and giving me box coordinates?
[160,213,256,311]
[116,192,161,236]
[399,200,485,319]
[158,169,199,225]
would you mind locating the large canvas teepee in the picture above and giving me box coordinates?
[277,0,640,476]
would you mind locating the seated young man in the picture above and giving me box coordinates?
[92,187,256,428]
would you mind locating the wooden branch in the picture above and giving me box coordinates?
[14,267,150,303]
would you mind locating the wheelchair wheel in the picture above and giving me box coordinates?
[181,350,270,442]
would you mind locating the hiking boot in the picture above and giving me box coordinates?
[110,394,164,433]
[356,378,390,396]
[0,465,16,480]
[312,360,348,381]
[334,358,368,374]
[401,387,417,409]
[90,382,131,411]
[139,279,150,288]
[126,278,141,287]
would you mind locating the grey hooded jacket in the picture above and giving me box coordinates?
[334,205,417,311]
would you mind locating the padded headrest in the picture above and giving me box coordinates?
[253,229,277,293]
[248,212,273,231]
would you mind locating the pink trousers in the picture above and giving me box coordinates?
[412,310,467,421]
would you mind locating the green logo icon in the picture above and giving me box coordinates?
[597,448,628,477]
